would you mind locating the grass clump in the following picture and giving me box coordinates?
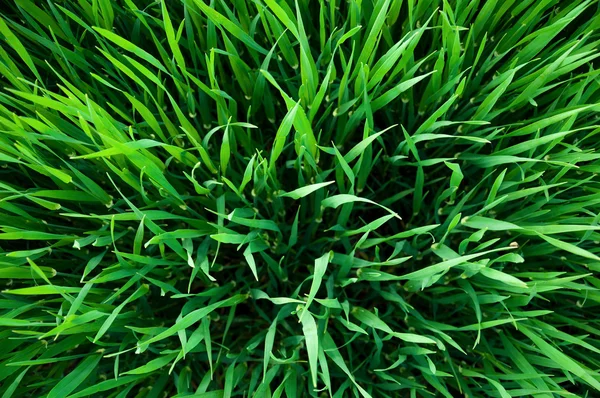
[1,0,600,396]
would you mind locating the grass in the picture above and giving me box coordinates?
[0,0,600,396]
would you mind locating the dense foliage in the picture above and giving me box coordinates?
[1,0,600,396]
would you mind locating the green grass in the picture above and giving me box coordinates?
[1,0,600,396]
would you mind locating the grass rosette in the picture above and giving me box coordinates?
[1,0,600,397]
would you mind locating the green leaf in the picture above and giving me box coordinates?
[47,355,102,398]
[279,181,334,199]
[300,311,319,388]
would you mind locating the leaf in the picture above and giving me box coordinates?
[299,251,331,323]
[321,194,401,219]
[94,284,149,342]
[47,355,102,398]
[122,352,179,375]
[352,307,436,344]
[480,267,528,288]
[300,311,319,388]
[279,181,334,199]
[137,295,247,350]
[519,325,600,390]
[539,233,600,261]
[270,102,300,171]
